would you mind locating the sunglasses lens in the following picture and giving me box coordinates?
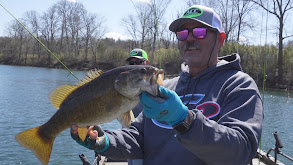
[176,28,207,41]
[193,28,207,39]
[176,30,188,41]
[129,60,144,65]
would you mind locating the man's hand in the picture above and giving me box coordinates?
[139,86,188,126]
[71,125,109,153]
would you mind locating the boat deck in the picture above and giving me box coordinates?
[92,149,284,165]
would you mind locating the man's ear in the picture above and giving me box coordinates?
[145,60,150,65]
[217,33,226,49]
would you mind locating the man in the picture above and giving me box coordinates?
[71,5,263,165]
[126,48,149,165]
[126,48,150,65]
[125,48,149,118]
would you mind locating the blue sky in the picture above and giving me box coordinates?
[0,0,289,45]
[0,0,185,40]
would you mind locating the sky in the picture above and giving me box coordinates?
[0,0,290,45]
[0,0,185,40]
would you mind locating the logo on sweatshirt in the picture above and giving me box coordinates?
[196,101,220,119]
[151,94,221,129]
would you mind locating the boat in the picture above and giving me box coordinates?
[78,132,292,165]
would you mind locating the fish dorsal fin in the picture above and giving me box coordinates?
[117,110,135,128]
[49,85,78,109]
[76,69,103,86]
[49,69,103,109]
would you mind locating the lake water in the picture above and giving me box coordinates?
[0,65,292,165]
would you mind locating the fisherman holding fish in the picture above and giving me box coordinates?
[70,5,264,165]
[16,4,263,165]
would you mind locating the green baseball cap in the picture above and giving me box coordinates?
[169,5,224,33]
[126,48,148,61]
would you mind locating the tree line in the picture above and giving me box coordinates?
[0,0,292,89]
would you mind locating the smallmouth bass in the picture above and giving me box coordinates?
[15,65,164,165]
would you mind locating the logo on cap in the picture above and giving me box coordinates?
[130,50,141,56]
[183,7,203,18]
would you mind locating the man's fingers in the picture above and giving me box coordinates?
[70,124,82,142]
[89,130,98,139]
[71,124,78,134]
[71,125,100,140]
[88,126,99,139]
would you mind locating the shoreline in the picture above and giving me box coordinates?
[1,63,293,91]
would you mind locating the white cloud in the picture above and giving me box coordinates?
[105,32,132,41]
[133,0,151,4]
[67,0,76,3]
[239,36,247,42]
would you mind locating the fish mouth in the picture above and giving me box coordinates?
[154,68,164,85]
[147,68,164,96]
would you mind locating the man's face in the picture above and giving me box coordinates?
[178,22,221,70]
[128,58,147,65]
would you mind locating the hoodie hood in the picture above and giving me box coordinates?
[180,53,242,81]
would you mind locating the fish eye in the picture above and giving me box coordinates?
[140,68,147,74]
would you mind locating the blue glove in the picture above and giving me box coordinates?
[139,86,188,126]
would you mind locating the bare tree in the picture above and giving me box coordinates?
[186,0,207,6]
[41,6,59,64]
[82,11,106,61]
[55,0,71,54]
[89,16,107,65]
[122,1,153,50]
[24,10,41,59]
[0,37,12,57]
[159,24,172,49]
[148,0,172,63]
[8,20,28,63]
[122,15,139,46]
[67,2,86,57]
[233,0,256,53]
[251,0,293,84]
[218,0,239,42]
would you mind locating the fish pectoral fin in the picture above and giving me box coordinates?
[78,127,89,142]
[130,110,135,122]
[117,110,135,128]
[49,85,78,109]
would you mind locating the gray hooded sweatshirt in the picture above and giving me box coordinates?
[103,53,264,165]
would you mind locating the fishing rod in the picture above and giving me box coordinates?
[266,132,293,163]
[0,3,80,81]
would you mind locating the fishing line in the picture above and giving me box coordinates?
[258,1,269,164]
[0,3,80,81]
[262,0,268,104]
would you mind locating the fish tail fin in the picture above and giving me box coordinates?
[15,126,54,165]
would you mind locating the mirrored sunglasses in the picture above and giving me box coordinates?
[176,28,212,41]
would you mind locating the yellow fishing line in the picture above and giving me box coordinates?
[0,3,80,81]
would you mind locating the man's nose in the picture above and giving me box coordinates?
[186,31,197,41]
